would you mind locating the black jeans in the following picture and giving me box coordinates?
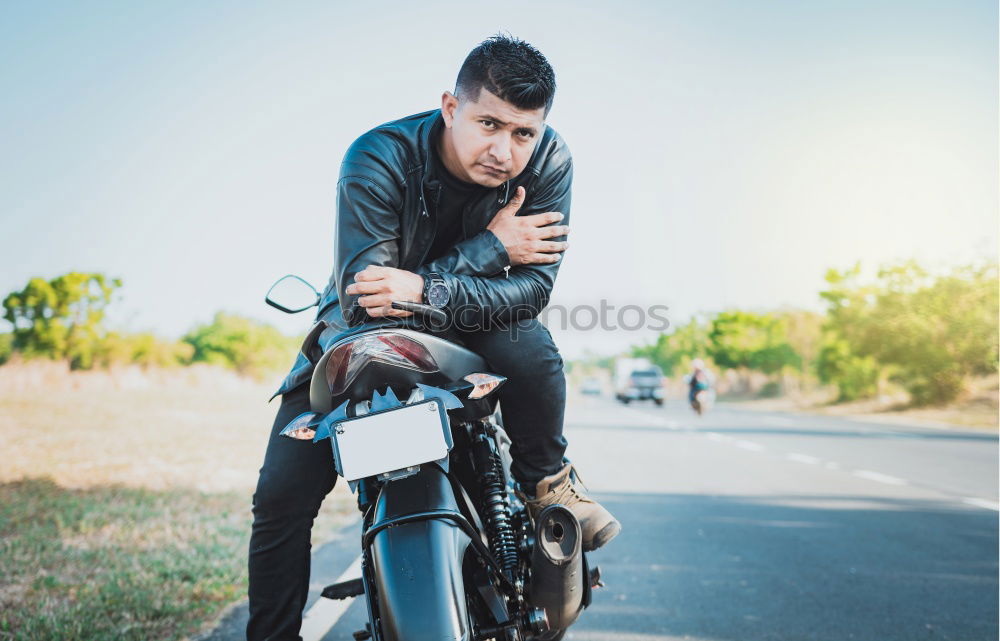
[246,318,567,641]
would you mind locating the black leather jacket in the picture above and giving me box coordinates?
[274,109,572,397]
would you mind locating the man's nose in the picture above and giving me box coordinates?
[489,134,512,165]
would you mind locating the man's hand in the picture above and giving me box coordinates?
[345,265,424,318]
[487,186,570,266]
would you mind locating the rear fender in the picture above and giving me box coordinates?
[367,465,474,641]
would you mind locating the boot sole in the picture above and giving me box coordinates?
[584,520,621,552]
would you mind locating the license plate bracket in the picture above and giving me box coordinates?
[330,400,452,482]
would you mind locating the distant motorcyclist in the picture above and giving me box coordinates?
[685,358,714,415]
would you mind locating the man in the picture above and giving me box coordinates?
[686,358,714,410]
[248,35,620,640]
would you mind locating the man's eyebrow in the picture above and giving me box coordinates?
[476,113,540,134]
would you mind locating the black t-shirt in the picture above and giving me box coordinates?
[426,143,489,262]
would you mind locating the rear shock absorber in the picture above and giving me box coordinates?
[471,421,519,582]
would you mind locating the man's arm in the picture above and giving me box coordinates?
[335,131,572,328]
[437,158,572,331]
[416,229,510,280]
[334,174,532,325]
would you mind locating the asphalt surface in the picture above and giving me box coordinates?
[206,395,998,641]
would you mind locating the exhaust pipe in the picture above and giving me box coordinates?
[527,505,586,630]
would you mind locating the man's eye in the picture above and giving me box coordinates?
[516,130,535,139]
[480,120,497,129]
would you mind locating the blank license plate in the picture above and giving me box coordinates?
[331,400,450,482]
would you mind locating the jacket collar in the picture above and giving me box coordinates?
[419,111,445,190]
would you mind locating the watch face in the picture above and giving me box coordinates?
[427,283,449,307]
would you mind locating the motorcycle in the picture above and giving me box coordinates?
[266,275,603,641]
[690,388,714,416]
[685,371,715,416]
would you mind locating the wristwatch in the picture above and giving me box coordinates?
[422,272,450,308]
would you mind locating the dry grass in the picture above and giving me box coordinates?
[0,361,356,641]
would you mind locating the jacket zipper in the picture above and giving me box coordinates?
[499,181,511,277]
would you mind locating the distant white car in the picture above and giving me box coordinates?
[580,377,602,396]
[615,366,665,406]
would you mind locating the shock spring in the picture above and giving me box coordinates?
[473,422,519,581]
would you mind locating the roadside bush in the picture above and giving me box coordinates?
[0,333,11,365]
[757,380,783,398]
[816,336,880,402]
[96,332,195,369]
[182,312,298,379]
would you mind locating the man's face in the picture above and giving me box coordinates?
[439,87,546,187]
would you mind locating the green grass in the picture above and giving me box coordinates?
[0,372,357,640]
[0,478,254,641]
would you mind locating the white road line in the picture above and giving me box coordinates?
[300,554,364,641]
[962,497,1000,511]
[825,462,841,470]
[705,432,729,442]
[786,453,822,465]
[619,405,670,427]
[852,470,908,486]
[734,440,765,452]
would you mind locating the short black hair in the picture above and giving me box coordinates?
[455,34,556,115]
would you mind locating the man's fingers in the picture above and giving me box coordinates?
[355,266,387,281]
[366,305,413,318]
[346,280,385,295]
[525,252,562,265]
[533,240,568,254]
[498,186,526,217]
[357,294,392,308]
[534,224,570,239]
[526,211,564,227]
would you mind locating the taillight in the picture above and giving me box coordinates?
[378,334,438,370]
[325,333,439,396]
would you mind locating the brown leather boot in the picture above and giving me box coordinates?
[518,463,621,552]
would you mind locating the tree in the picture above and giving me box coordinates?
[708,311,801,376]
[632,317,711,377]
[2,272,121,369]
[819,260,998,405]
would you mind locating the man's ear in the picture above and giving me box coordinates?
[440,91,459,127]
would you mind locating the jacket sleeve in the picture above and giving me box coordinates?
[414,231,510,280]
[334,158,512,327]
[334,129,571,331]
[438,157,572,331]
[335,174,402,327]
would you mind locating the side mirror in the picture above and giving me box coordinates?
[266,275,320,314]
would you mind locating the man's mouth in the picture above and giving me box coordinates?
[479,164,507,175]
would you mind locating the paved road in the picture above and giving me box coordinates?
[207,396,998,641]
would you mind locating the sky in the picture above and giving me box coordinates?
[1,0,997,359]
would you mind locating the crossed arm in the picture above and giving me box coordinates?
[335,162,572,331]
